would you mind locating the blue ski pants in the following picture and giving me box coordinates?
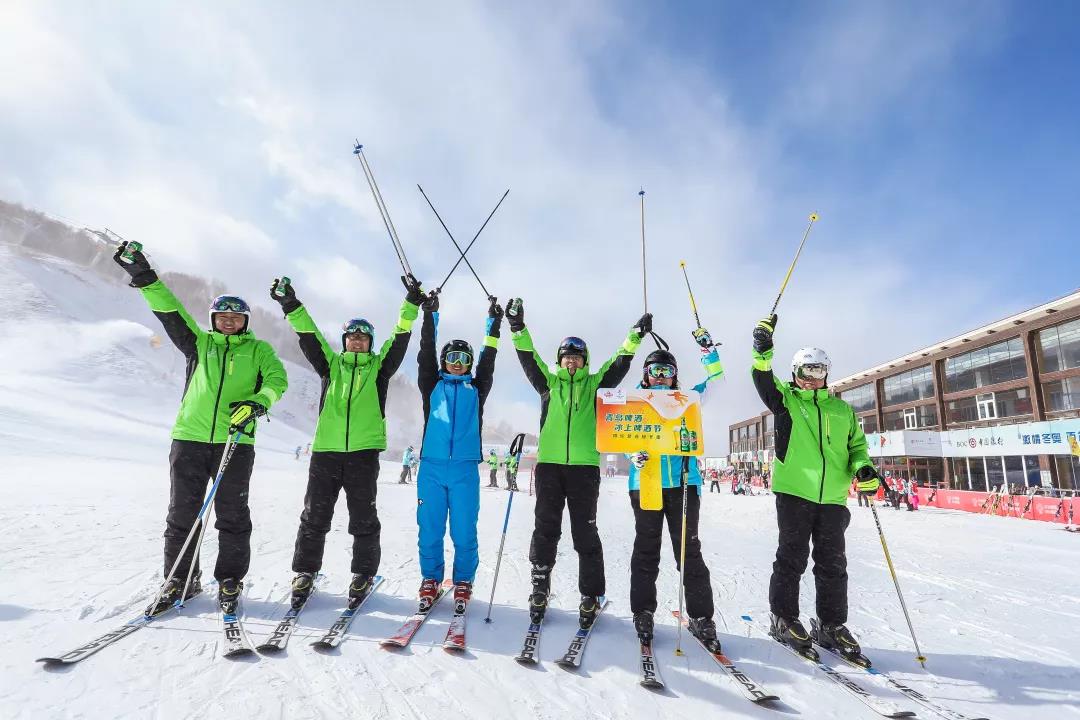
[416,458,481,583]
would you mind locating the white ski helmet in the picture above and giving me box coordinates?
[791,347,831,381]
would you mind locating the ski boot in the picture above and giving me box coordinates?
[579,595,602,630]
[811,618,871,668]
[769,613,817,660]
[528,565,551,624]
[418,578,441,613]
[347,574,374,608]
[145,574,202,616]
[290,572,315,609]
[453,581,472,614]
[633,611,654,644]
[218,578,243,615]
[688,616,722,654]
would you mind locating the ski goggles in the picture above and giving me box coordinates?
[559,336,587,358]
[444,350,473,366]
[646,362,677,379]
[796,363,829,380]
[342,318,374,337]
[211,295,250,313]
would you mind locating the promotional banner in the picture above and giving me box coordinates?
[596,388,703,510]
[866,418,1080,458]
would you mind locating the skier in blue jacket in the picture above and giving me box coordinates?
[412,292,502,614]
[399,446,416,484]
[627,332,724,651]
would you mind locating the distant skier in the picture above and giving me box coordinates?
[708,468,721,493]
[413,292,501,612]
[751,313,882,666]
[114,242,287,616]
[400,446,416,484]
[295,446,302,461]
[505,452,520,491]
[627,335,724,652]
[486,449,500,488]
[506,297,649,629]
[271,275,422,609]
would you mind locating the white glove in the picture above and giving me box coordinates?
[631,450,650,470]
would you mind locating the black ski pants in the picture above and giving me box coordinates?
[165,440,255,583]
[709,480,720,493]
[291,450,381,575]
[529,463,605,597]
[769,492,851,625]
[629,486,714,619]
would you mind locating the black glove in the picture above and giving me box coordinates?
[488,297,504,321]
[421,289,440,313]
[855,465,882,494]
[112,241,157,288]
[401,274,425,305]
[692,326,714,349]
[269,278,301,314]
[506,298,525,333]
[228,400,267,435]
[753,314,778,353]
[633,313,653,336]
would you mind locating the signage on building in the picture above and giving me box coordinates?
[866,418,1080,458]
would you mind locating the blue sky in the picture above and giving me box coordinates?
[1,1,1077,452]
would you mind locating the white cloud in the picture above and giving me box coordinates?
[0,1,1017,454]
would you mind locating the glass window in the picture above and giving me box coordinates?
[917,405,938,428]
[859,414,879,433]
[1042,377,1080,413]
[1004,456,1025,490]
[882,409,905,431]
[977,393,997,420]
[944,338,1027,393]
[986,457,1005,489]
[950,458,970,490]
[969,457,988,492]
[841,383,876,413]
[882,365,934,406]
[995,387,1032,419]
[1039,318,1080,374]
[1024,456,1041,487]
[1054,455,1078,491]
[765,414,774,431]
[946,395,978,424]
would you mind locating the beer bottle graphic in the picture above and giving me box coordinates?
[679,418,691,452]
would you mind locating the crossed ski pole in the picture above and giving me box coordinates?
[352,142,415,280]
[417,185,510,298]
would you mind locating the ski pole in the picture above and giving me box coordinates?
[435,188,510,293]
[485,433,526,623]
[417,184,496,301]
[868,501,927,667]
[639,188,648,314]
[352,142,414,278]
[679,260,721,348]
[769,213,819,316]
[146,431,242,615]
[674,457,690,656]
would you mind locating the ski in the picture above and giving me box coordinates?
[443,612,467,652]
[639,641,665,689]
[742,615,914,717]
[381,579,453,649]
[36,605,177,666]
[672,611,778,703]
[555,596,609,670]
[256,584,317,653]
[818,644,990,720]
[222,609,254,658]
[514,619,545,665]
[311,575,385,651]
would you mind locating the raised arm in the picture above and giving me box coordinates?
[506,299,555,395]
[751,314,786,414]
[270,278,333,378]
[114,243,201,356]
[596,313,650,388]
[416,292,440,398]
[474,298,503,405]
[377,292,422,384]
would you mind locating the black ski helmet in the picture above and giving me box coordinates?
[341,318,374,350]
[440,339,474,369]
[643,348,679,388]
[557,336,588,364]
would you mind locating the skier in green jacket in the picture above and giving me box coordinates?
[506,297,650,629]
[114,243,288,616]
[271,276,423,609]
[751,313,882,666]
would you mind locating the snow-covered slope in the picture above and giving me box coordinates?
[1,245,1078,720]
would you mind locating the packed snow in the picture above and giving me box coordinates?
[1,245,1078,719]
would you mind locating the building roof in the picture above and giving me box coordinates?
[832,288,1080,388]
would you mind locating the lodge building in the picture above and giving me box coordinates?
[728,289,1080,491]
